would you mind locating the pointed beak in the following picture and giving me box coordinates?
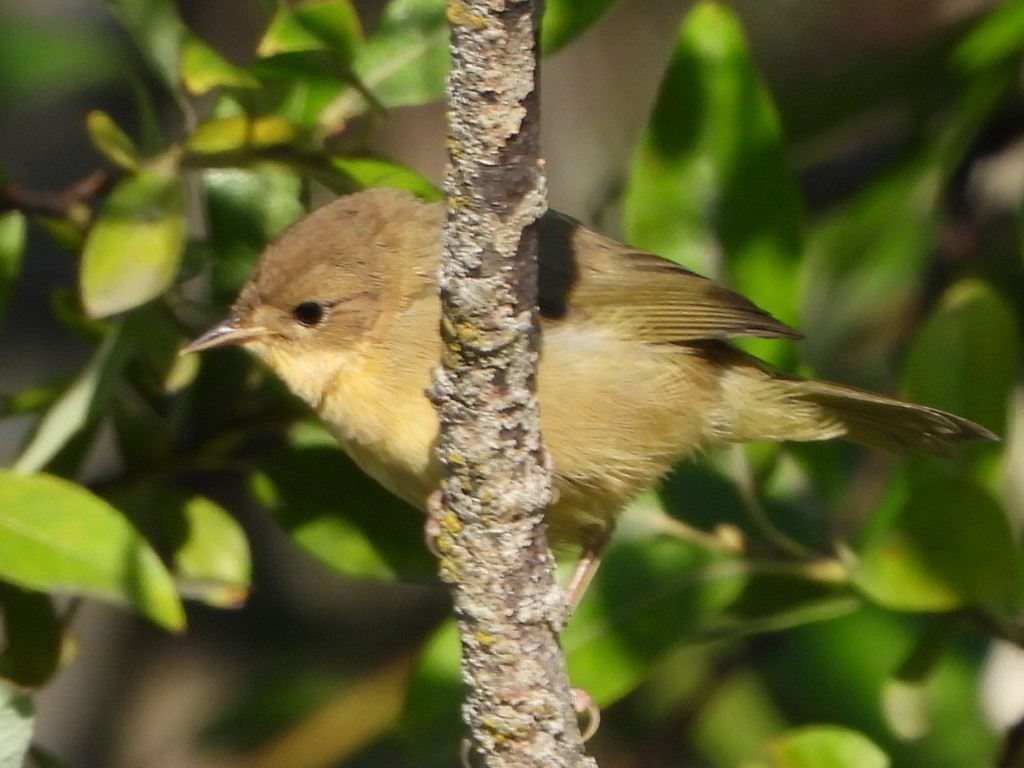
[181,315,270,355]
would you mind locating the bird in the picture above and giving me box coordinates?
[184,186,996,606]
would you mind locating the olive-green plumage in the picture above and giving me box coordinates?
[187,188,995,559]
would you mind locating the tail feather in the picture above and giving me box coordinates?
[799,380,997,457]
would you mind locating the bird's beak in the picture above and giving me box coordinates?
[181,315,270,355]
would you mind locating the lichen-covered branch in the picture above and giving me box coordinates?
[430,0,595,766]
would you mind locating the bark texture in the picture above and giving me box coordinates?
[430,0,596,766]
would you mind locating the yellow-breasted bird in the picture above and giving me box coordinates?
[184,187,996,605]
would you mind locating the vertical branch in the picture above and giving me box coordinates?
[431,0,596,766]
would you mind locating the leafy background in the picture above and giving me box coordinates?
[1,0,1023,766]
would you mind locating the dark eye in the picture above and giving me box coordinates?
[292,301,325,327]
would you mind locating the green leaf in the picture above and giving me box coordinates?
[854,471,1023,615]
[202,167,304,302]
[746,726,889,768]
[258,5,330,56]
[80,168,186,318]
[0,211,25,328]
[172,496,251,608]
[351,0,448,108]
[801,159,940,388]
[186,115,304,157]
[953,0,1024,73]
[563,536,742,705]
[13,323,131,475]
[293,0,364,64]
[401,621,463,766]
[0,583,62,687]
[903,279,1018,438]
[0,679,33,768]
[253,446,436,581]
[86,110,140,170]
[0,17,119,104]
[180,33,259,94]
[104,0,186,92]
[541,0,622,53]
[623,1,803,350]
[0,471,185,630]
[325,156,441,200]
[710,570,860,638]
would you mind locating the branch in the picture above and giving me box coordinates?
[431,0,596,766]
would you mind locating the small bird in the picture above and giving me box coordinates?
[185,187,996,604]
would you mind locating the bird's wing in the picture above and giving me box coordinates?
[537,210,800,343]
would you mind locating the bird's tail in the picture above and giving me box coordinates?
[709,357,996,457]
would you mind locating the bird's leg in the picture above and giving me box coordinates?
[564,543,606,614]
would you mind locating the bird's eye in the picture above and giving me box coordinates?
[292,301,325,327]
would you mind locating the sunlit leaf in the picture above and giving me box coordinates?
[293,0,364,64]
[180,33,259,94]
[0,471,185,630]
[253,446,435,581]
[953,0,1024,73]
[173,496,251,608]
[0,679,33,768]
[854,470,1023,615]
[564,536,741,705]
[541,0,622,53]
[0,212,25,328]
[186,115,304,157]
[86,110,139,170]
[903,279,1018,438]
[351,0,448,108]
[624,0,803,357]
[326,156,441,200]
[746,726,889,768]
[13,323,130,475]
[80,167,186,318]
[258,4,329,56]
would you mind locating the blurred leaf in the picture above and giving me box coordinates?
[802,160,939,388]
[258,5,327,56]
[953,0,1024,74]
[180,33,259,94]
[563,536,742,705]
[0,212,25,328]
[13,323,130,475]
[293,0,364,64]
[326,156,441,200]
[0,17,120,104]
[202,167,304,302]
[351,0,448,108]
[0,679,33,768]
[173,496,251,608]
[108,485,251,609]
[623,1,803,349]
[710,570,860,638]
[80,167,186,318]
[186,115,304,157]
[0,471,185,630]
[541,0,622,54]
[253,446,435,581]
[881,617,957,741]
[86,110,140,171]
[104,0,186,92]
[854,471,1023,615]
[903,280,1018,437]
[0,584,62,687]
[401,621,463,767]
[746,726,889,768]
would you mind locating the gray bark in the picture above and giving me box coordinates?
[430,0,597,766]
